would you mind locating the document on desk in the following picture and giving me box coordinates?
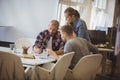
[21,56,55,66]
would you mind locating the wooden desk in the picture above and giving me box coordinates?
[98,48,114,75]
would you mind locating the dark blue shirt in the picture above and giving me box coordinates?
[73,18,91,42]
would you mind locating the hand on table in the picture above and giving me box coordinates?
[46,48,59,60]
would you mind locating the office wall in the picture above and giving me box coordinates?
[0,0,58,42]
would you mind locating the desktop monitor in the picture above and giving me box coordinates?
[88,30,106,44]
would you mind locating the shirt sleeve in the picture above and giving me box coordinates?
[33,31,45,50]
[59,41,65,50]
[77,20,87,38]
[64,42,73,54]
[86,40,99,54]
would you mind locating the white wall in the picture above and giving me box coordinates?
[0,0,58,42]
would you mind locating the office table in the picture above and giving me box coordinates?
[0,46,55,67]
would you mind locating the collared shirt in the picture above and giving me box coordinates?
[33,30,64,51]
[73,18,91,42]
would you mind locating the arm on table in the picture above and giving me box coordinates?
[54,50,64,55]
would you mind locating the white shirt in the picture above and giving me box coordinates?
[46,37,52,49]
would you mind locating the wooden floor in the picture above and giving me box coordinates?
[95,74,120,80]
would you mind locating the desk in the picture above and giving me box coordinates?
[21,55,55,73]
[98,48,114,75]
[98,48,114,52]
[21,56,55,66]
[0,46,55,66]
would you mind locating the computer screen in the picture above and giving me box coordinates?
[88,30,106,44]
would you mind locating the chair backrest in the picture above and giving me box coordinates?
[0,51,25,80]
[73,54,102,80]
[15,38,35,53]
[53,52,74,80]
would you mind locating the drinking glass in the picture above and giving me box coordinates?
[9,44,15,51]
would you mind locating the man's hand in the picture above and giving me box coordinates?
[46,48,59,60]
[33,46,42,54]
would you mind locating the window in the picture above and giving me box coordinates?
[57,0,115,31]
[94,0,107,10]
[57,0,92,28]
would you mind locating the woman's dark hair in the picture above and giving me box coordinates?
[74,10,80,18]
[64,7,80,18]
[64,7,75,16]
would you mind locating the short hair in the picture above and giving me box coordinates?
[64,7,80,18]
[64,7,75,16]
[50,20,59,28]
[60,24,74,35]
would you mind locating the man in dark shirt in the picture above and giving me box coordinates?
[33,20,64,54]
